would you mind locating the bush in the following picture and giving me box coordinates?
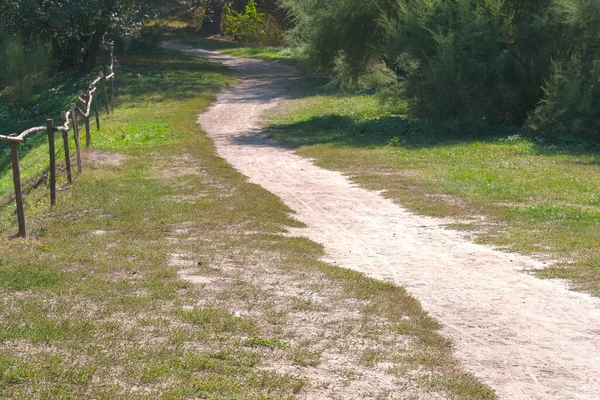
[0,0,140,73]
[527,0,600,140]
[222,0,282,46]
[388,0,520,124]
[282,0,600,140]
[280,0,393,78]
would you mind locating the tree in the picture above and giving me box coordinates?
[199,0,225,34]
[1,0,141,73]
[195,0,277,36]
[280,0,396,79]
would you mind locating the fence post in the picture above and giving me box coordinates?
[61,111,72,184]
[70,103,83,173]
[110,44,117,95]
[81,91,91,148]
[110,77,115,113]
[93,89,101,130]
[9,141,26,237]
[114,57,119,95]
[101,71,110,115]
[47,119,56,206]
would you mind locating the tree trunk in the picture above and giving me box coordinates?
[199,0,224,35]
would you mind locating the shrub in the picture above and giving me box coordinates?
[527,0,600,140]
[280,0,394,78]
[283,0,600,139]
[388,0,520,124]
[0,0,140,73]
[223,0,283,46]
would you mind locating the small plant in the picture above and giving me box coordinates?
[244,337,287,349]
[292,348,321,367]
[388,136,402,147]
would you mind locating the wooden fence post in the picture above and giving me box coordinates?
[93,90,101,130]
[101,72,110,115]
[110,77,115,113]
[114,57,119,95]
[81,92,91,148]
[61,111,72,184]
[10,141,26,237]
[47,119,56,206]
[70,103,83,173]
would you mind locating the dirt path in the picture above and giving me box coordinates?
[169,44,600,400]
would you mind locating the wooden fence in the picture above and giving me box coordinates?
[0,48,118,237]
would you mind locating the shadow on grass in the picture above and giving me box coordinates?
[0,73,85,177]
[265,87,600,159]
[162,26,305,68]
[117,48,236,102]
[267,113,521,151]
[165,31,249,52]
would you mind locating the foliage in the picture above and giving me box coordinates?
[0,0,141,73]
[281,0,600,139]
[223,0,282,45]
[280,0,394,79]
[527,0,600,139]
[0,30,50,107]
[128,24,165,51]
[388,0,521,125]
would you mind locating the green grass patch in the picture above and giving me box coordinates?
[0,264,61,291]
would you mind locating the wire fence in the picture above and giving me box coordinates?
[0,47,118,237]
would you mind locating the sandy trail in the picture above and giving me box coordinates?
[169,44,600,400]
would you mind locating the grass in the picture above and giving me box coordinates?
[266,87,600,296]
[0,61,108,199]
[0,46,495,398]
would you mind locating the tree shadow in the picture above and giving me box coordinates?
[529,135,600,161]
[116,48,237,102]
[267,113,519,151]
[163,26,254,52]
[266,85,600,162]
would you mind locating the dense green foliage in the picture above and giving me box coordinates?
[281,0,600,139]
[0,0,140,73]
[528,0,600,139]
[0,31,50,106]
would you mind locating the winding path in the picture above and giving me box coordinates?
[170,43,600,400]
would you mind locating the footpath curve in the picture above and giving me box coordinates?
[169,43,600,400]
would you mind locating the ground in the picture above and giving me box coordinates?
[0,46,494,399]
[186,45,600,400]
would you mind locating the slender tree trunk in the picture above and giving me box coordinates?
[80,19,109,74]
[199,0,224,35]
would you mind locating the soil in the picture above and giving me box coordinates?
[83,149,127,167]
[168,43,600,400]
